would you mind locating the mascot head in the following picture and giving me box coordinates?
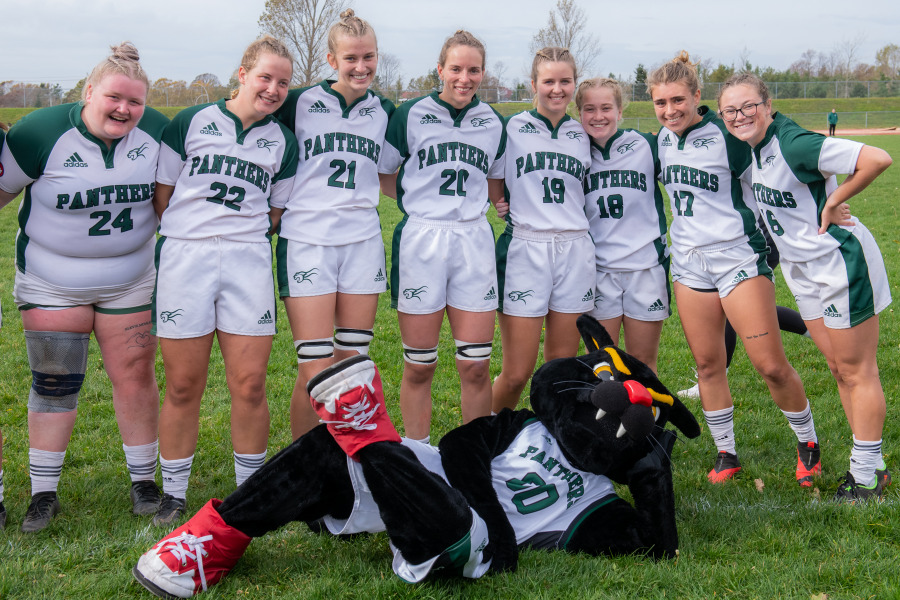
[529,315,700,476]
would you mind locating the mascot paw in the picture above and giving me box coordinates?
[591,380,655,442]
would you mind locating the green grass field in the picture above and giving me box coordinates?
[1,136,899,599]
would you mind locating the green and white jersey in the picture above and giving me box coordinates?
[503,110,590,234]
[157,99,299,242]
[379,92,506,222]
[0,102,167,288]
[750,112,864,263]
[657,106,758,252]
[584,129,668,271]
[274,81,394,245]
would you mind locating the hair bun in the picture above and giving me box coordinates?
[110,41,140,63]
[340,8,355,19]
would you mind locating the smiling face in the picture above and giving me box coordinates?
[651,80,702,137]
[532,60,576,124]
[578,86,622,146]
[231,52,293,125]
[327,32,378,103]
[437,44,484,109]
[718,83,773,147]
[82,73,147,146]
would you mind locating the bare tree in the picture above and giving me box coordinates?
[374,51,402,95]
[875,43,900,79]
[491,61,508,89]
[529,0,600,76]
[835,34,865,78]
[259,0,350,87]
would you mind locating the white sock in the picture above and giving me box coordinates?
[849,437,881,487]
[234,450,267,487]
[703,407,736,455]
[160,454,193,500]
[0,469,4,503]
[123,440,158,483]
[29,448,66,495]
[782,401,817,444]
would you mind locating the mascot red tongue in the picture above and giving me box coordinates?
[133,315,699,598]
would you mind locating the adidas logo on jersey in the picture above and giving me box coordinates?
[731,270,749,284]
[420,113,441,124]
[308,100,330,113]
[63,153,88,167]
[518,122,539,134]
[257,310,274,325]
[823,304,842,318]
[483,286,496,301]
[200,122,223,136]
[648,298,666,312]
[661,134,672,147]
[374,268,385,282]
[582,289,594,302]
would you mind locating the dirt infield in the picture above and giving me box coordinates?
[812,127,900,136]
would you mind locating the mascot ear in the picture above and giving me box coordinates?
[577,314,614,353]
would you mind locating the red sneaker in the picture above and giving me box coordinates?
[708,451,741,483]
[307,355,400,459]
[796,441,821,487]
[133,499,250,597]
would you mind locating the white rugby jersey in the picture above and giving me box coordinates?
[584,129,668,271]
[379,92,506,222]
[749,113,864,263]
[503,110,591,234]
[274,81,394,245]
[157,100,299,242]
[657,106,758,251]
[0,102,167,288]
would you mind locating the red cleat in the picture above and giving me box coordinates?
[708,451,741,483]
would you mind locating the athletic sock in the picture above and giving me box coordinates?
[234,450,267,487]
[782,400,817,444]
[160,454,194,500]
[0,469,4,503]
[29,448,66,495]
[703,407,736,455]
[123,440,158,483]
[849,437,881,487]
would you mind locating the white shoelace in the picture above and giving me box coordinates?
[320,395,378,431]
[160,532,214,591]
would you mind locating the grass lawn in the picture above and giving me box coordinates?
[0,136,899,599]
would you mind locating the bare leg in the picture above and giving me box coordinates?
[491,313,543,412]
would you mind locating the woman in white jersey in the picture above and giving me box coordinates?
[650,52,820,486]
[577,77,669,373]
[718,73,892,501]
[491,47,593,412]
[152,36,299,525]
[379,31,506,441]
[272,10,394,440]
[0,44,167,532]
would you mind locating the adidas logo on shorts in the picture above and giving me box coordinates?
[258,310,274,325]
[200,122,223,136]
[63,152,88,167]
[731,270,749,284]
[823,304,842,318]
[483,286,496,301]
[518,122,539,134]
[420,113,441,124]
[581,289,594,302]
[648,298,666,312]
[374,269,385,282]
[661,134,672,147]
[308,100,330,113]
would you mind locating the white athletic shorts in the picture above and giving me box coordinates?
[670,231,773,298]
[780,221,891,329]
[391,216,498,314]
[496,227,595,318]
[14,261,155,314]
[590,264,670,322]
[154,237,276,338]
[276,234,387,298]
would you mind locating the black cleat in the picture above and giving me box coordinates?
[21,492,61,533]
[131,480,163,516]
[152,494,187,527]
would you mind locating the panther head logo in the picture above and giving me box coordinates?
[566,131,584,140]
[127,142,149,160]
[616,141,638,154]
[359,107,377,119]
[402,286,428,300]
[293,268,319,284]
[470,117,492,128]
[692,137,717,149]
[507,290,534,303]
[765,155,777,165]
[257,138,279,151]
[159,309,184,324]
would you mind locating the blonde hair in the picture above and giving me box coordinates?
[531,46,578,83]
[575,77,625,113]
[82,42,149,102]
[647,50,700,97]
[231,35,294,99]
[327,9,376,54]
[438,30,486,69]
[717,72,770,107]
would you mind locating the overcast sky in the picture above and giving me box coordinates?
[1,0,898,90]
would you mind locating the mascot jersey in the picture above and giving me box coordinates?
[273,81,394,245]
[502,110,591,233]
[0,102,167,288]
[657,106,757,252]
[584,128,669,271]
[379,92,506,222]
[749,112,864,263]
[157,99,298,242]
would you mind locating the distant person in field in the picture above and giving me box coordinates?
[270,9,396,441]
[719,73,893,502]
[0,43,168,532]
[828,108,838,136]
[151,35,299,527]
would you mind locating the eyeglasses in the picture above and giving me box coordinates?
[719,101,766,122]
